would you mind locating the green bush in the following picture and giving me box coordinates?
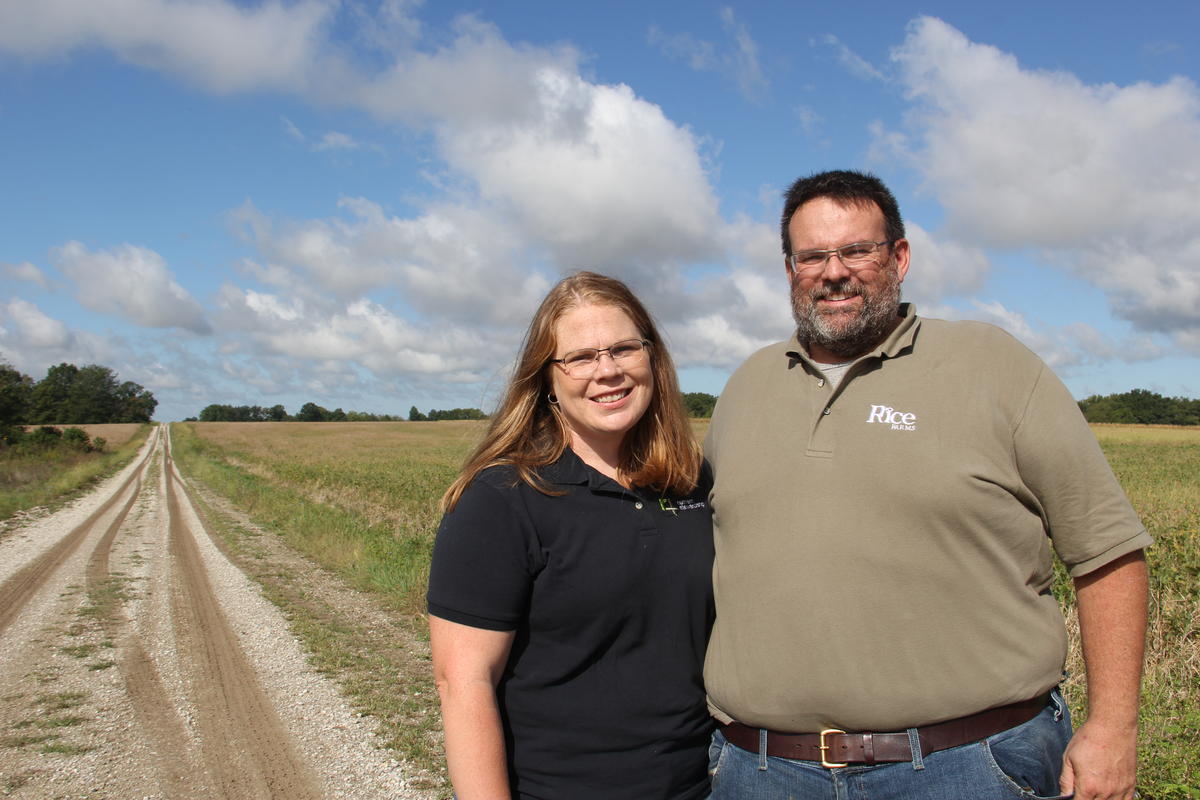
[62,427,89,447]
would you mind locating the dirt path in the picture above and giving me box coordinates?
[0,429,431,799]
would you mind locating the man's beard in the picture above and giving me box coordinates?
[791,263,903,360]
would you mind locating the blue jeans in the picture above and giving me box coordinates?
[708,691,1073,800]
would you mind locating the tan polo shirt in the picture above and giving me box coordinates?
[703,305,1151,732]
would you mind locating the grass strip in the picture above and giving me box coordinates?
[170,423,435,616]
[1061,428,1200,796]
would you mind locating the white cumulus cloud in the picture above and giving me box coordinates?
[900,222,991,306]
[3,261,53,289]
[53,241,210,334]
[880,16,1200,350]
[0,299,121,376]
[0,0,341,95]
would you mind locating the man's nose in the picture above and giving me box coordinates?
[818,252,853,281]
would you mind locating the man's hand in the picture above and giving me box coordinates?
[1060,717,1138,800]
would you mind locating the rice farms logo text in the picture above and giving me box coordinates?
[866,404,917,431]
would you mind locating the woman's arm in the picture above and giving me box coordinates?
[430,615,517,800]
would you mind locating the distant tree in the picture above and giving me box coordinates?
[0,362,34,436]
[29,363,79,423]
[199,404,234,422]
[1078,395,1135,424]
[349,410,402,421]
[682,392,718,418]
[409,405,427,422]
[426,407,488,421]
[115,380,157,422]
[65,365,121,423]
[195,402,402,421]
[26,363,156,424]
[1078,389,1199,425]
[297,402,328,422]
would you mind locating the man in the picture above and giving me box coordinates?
[704,169,1150,800]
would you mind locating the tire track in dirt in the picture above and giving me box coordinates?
[1,429,424,799]
[163,434,324,800]
[84,432,211,800]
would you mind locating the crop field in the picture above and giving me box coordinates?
[172,420,1198,797]
[66,423,145,448]
[14,423,144,448]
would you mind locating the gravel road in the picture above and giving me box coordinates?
[0,428,436,799]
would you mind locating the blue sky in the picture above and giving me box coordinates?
[2,0,1198,422]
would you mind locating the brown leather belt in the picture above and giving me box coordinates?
[720,693,1050,768]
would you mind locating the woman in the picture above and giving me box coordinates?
[427,271,714,800]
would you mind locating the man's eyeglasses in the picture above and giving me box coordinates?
[789,240,897,273]
[550,338,650,379]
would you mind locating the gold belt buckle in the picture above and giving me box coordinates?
[819,728,848,768]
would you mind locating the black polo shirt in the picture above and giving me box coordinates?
[428,449,714,800]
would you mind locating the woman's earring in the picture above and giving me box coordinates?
[547,392,559,405]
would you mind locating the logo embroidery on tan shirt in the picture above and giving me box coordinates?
[866,404,918,431]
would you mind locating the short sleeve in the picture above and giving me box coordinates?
[1013,364,1152,575]
[427,475,539,631]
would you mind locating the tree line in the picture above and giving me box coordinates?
[195,403,405,422]
[1,361,157,432]
[199,394,717,424]
[407,407,488,421]
[1078,389,1200,426]
[193,403,494,422]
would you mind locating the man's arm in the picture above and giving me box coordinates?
[1060,549,1148,800]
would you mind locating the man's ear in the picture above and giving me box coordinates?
[893,238,911,283]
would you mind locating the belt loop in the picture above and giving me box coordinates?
[862,732,874,764]
[757,729,768,771]
[906,728,925,771]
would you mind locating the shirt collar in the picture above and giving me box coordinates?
[539,446,625,493]
[785,302,920,369]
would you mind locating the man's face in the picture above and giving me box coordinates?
[785,197,909,363]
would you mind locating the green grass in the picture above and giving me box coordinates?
[0,423,153,521]
[38,741,93,755]
[0,695,95,758]
[1,732,59,749]
[169,421,467,616]
[1083,427,1200,797]
[58,644,97,659]
[34,692,86,712]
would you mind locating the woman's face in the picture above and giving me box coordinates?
[549,303,654,459]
